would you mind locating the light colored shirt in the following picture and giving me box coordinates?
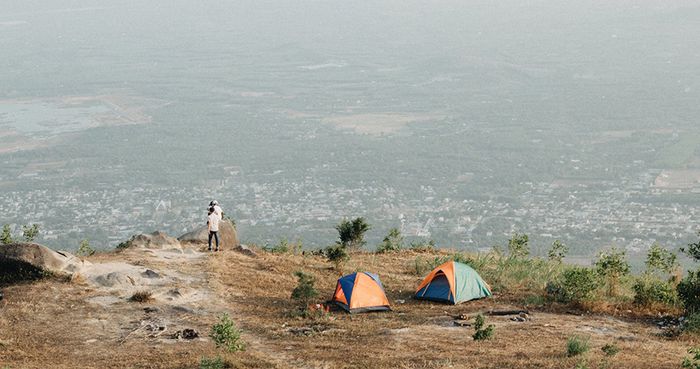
[213,205,223,218]
[208,213,220,232]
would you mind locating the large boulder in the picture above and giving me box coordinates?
[128,231,181,249]
[178,219,239,248]
[0,242,87,277]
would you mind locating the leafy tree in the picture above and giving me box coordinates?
[547,240,568,263]
[376,228,403,253]
[507,233,529,258]
[1,224,13,245]
[324,245,349,271]
[679,269,700,313]
[595,247,631,296]
[22,224,40,242]
[77,239,95,256]
[291,271,319,305]
[682,232,700,262]
[335,217,371,249]
[645,243,678,276]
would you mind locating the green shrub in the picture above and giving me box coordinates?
[21,224,39,242]
[200,355,227,369]
[547,267,598,303]
[335,217,370,249]
[645,243,678,275]
[683,347,700,369]
[472,314,494,341]
[210,313,244,352]
[76,239,95,256]
[376,228,403,253]
[684,313,700,334]
[678,269,700,313]
[116,236,135,250]
[291,271,318,304]
[633,276,678,306]
[595,247,631,297]
[547,240,568,263]
[507,233,530,259]
[681,232,700,262]
[324,245,349,270]
[566,335,590,357]
[1,224,14,245]
[264,238,302,254]
[601,343,620,357]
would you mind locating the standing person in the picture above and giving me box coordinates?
[207,206,220,252]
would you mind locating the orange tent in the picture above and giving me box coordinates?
[415,261,491,304]
[331,272,391,313]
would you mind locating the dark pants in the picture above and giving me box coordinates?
[208,231,219,250]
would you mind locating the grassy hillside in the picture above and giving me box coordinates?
[1,243,698,369]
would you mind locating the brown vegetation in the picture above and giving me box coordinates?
[0,246,696,368]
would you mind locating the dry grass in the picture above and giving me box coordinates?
[0,246,696,369]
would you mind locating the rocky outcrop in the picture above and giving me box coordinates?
[178,219,239,248]
[128,231,181,249]
[0,242,88,276]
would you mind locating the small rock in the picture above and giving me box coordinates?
[396,299,405,304]
[172,328,199,340]
[144,307,159,314]
[234,244,257,257]
[172,306,195,314]
[142,269,160,279]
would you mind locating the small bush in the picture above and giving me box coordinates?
[129,291,153,303]
[291,271,318,304]
[645,243,678,276]
[678,269,700,313]
[210,313,244,352]
[200,356,227,369]
[22,224,40,242]
[595,247,631,297]
[472,314,494,341]
[77,239,95,257]
[633,276,678,306]
[376,228,403,253]
[547,240,568,263]
[683,313,700,334]
[1,224,14,245]
[507,233,530,259]
[683,347,700,369]
[116,236,135,250]
[601,343,620,357]
[547,267,598,303]
[566,335,590,357]
[681,232,700,262]
[264,238,302,254]
[324,245,349,270]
